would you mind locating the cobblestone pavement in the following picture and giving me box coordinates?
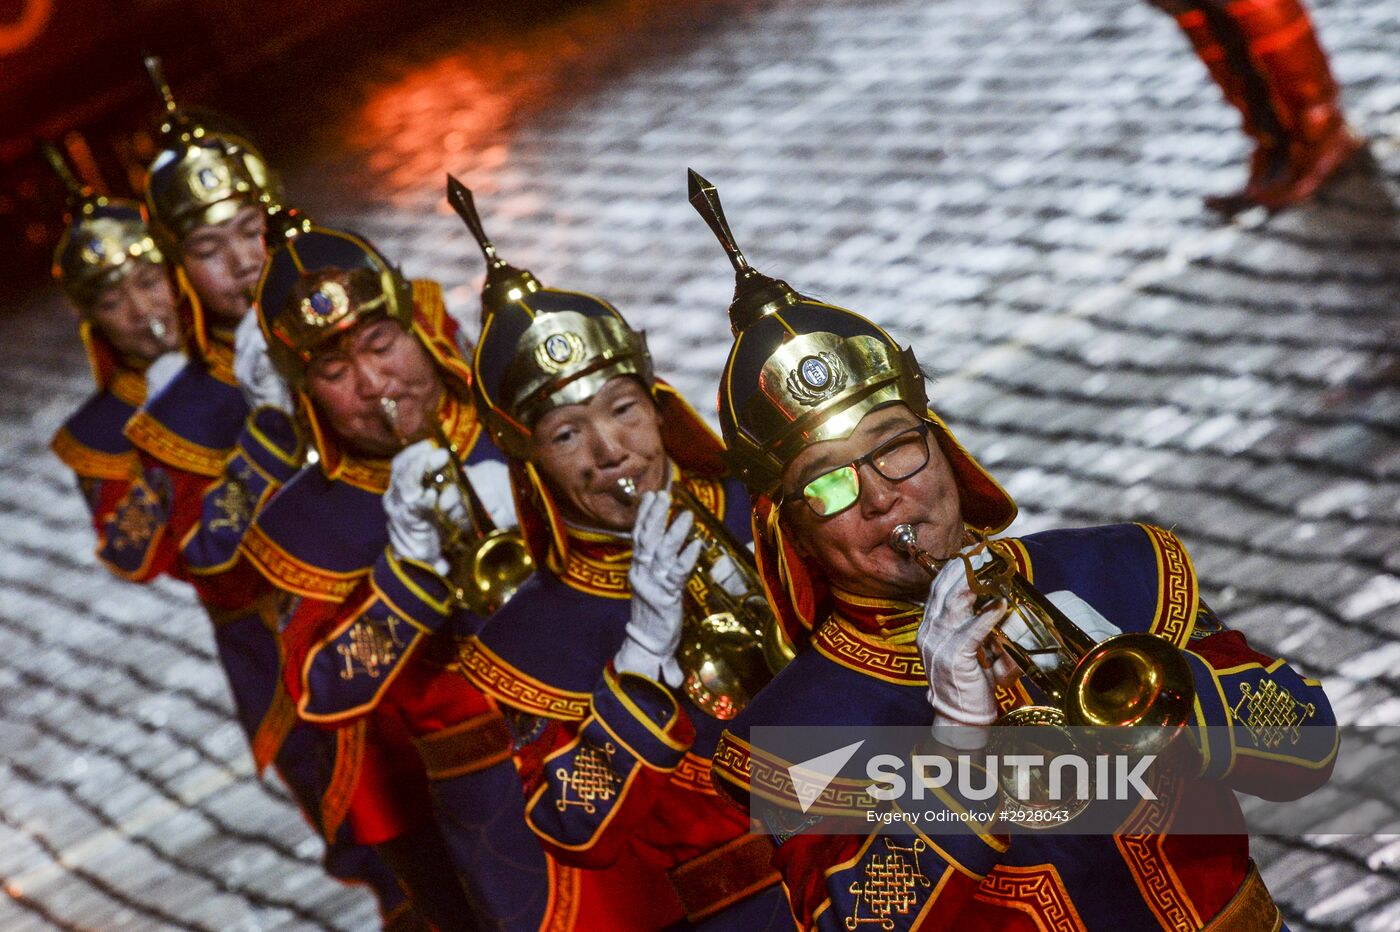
[3,0,1397,928]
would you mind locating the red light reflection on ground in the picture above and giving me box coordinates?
[351,0,724,206]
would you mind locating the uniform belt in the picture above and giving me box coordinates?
[413,711,513,780]
[667,833,781,923]
[1203,860,1281,932]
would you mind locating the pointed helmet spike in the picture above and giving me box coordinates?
[446,173,499,266]
[686,169,802,336]
[687,169,749,274]
[444,174,541,320]
[40,143,89,209]
[144,56,179,115]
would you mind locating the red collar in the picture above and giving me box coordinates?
[829,586,921,635]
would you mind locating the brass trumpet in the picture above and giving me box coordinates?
[381,397,534,615]
[615,477,795,720]
[888,524,1194,741]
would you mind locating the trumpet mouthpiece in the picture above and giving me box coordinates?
[613,477,639,505]
[889,524,919,556]
[148,318,168,341]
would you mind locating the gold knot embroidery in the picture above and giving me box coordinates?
[846,837,931,929]
[208,473,253,533]
[555,741,618,814]
[337,617,405,681]
[1232,679,1316,749]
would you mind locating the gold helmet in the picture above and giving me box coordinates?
[689,170,1015,632]
[255,223,471,477]
[44,144,164,310]
[449,175,655,460]
[451,175,727,569]
[141,56,282,247]
[255,225,415,386]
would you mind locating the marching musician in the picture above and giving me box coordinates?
[241,222,550,929]
[691,172,1337,930]
[114,62,413,927]
[44,145,184,563]
[454,180,793,930]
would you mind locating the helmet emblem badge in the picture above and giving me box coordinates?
[787,352,848,406]
[299,280,351,328]
[535,331,584,372]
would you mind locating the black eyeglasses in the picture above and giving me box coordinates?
[783,422,932,518]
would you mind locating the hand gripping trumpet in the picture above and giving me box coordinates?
[889,524,1194,744]
[380,397,534,615]
[615,478,795,720]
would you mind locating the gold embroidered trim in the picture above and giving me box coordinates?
[242,524,368,601]
[50,428,138,482]
[125,410,228,477]
[974,864,1088,931]
[321,720,366,843]
[812,615,925,686]
[672,751,718,797]
[561,547,632,598]
[457,638,591,720]
[1115,761,1202,931]
[1141,524,1197,648]
[109,368,148,407]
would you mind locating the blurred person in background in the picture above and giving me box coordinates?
[43,143,184,569]
[1152,0,1364,212]
[112,60,417,928]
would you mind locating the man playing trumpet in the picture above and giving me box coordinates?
[237,223,543,928]
[113,63,414,927]
[453,178,794,930]
[692,171,1336,931]
[43,144,184,567]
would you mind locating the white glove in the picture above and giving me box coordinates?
[709,553,749,598]
[384,441,469,575]
[145,351,187,398]
[997,590,1122,673]
[464,459,518,532]
[234,310,292,414]
[615,491,703,688]
[918,550,1010,740]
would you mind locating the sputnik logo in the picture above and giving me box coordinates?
[788,740,866,814]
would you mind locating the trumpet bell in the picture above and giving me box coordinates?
[1064,632,1193,755]
[456,528,535,616]
[678,602,775,721]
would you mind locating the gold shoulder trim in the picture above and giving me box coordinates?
[241,523,368,601]
[1139,524,1198,648]
[125,410,228,477]
[457,637,591,720]
[50,428,138,482]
